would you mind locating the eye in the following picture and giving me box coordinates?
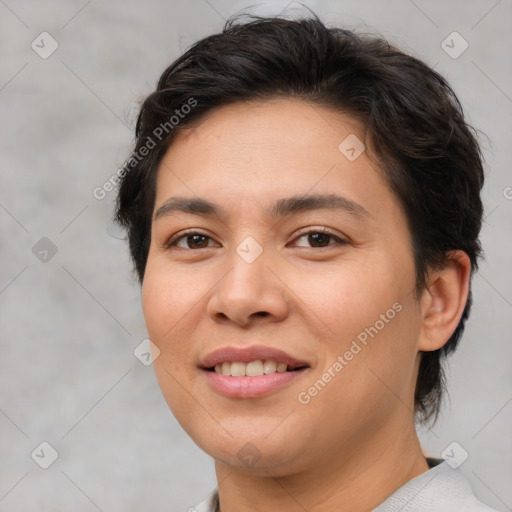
[165,228,347,251]
[165,231,218,250]
[292,228,347,248]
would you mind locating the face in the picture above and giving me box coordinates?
[142,98,423,476]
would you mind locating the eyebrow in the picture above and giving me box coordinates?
[154,193,372,221]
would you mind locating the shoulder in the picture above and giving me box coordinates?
[191,490,219,512]
[192,461,500,512]
[373,459,499,512]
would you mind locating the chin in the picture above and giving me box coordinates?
[187,421,309,475]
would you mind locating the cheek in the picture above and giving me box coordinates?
[142,265,198,423]
[297,304,420,440]
[142,271,169,344]
[141,263,195,383]
[294,255,419,401]
[142,260,197,339]
[289,255,408,338]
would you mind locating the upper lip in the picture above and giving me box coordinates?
[200,345,310,369]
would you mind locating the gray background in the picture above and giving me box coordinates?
[0,1,511,511]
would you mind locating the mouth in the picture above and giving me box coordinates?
[205,360,309,376]
[199,345,311,398]
[200,345,310,375]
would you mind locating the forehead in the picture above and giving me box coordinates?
[172,98,365,158]
[153,98,398,222]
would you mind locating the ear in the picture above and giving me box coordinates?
[417,250,472,352]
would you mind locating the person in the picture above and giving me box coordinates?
[114,10,497,512]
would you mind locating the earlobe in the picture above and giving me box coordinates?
[418,250,472,352]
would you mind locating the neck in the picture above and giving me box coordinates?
[213,415,429,512]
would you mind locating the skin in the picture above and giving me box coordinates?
[142,98,471,512]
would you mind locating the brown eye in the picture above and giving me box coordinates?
[293,229,347,248]
[307,232,332,247]
[166,232,215,250]
[183,234,210,249]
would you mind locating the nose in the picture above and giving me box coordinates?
[206,243,289,328]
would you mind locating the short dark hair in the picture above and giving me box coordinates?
[115,12,485,423]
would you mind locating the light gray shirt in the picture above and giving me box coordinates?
[192,458,498,511]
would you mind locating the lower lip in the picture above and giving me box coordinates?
[202,368,308,398]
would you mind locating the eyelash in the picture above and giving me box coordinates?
[165,227,348,250]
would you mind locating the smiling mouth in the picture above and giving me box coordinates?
[205,360,309,377]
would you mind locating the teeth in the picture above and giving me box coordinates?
[246,360,263,377]
[213,360,289,376]
[276,362,287,373]
[231,362,246,377]
[263,360,276,374]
